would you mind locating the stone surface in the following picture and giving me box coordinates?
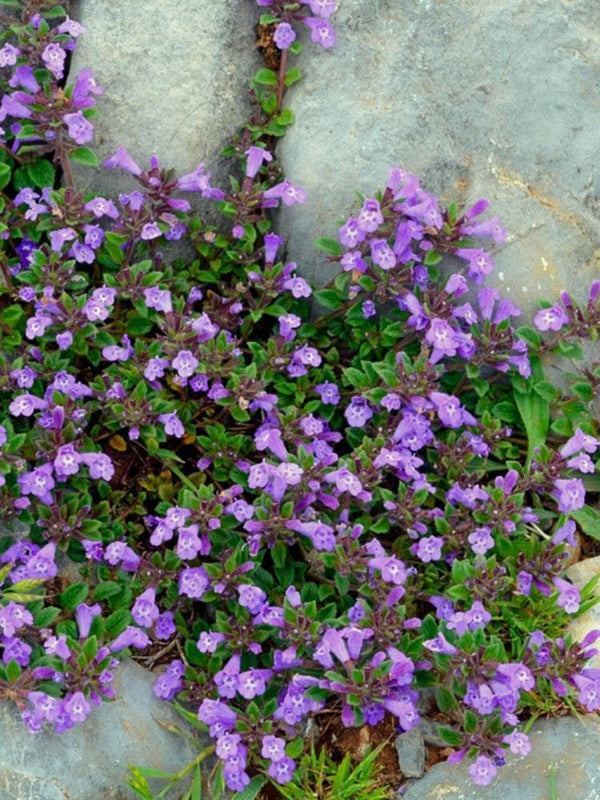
[278,0,600,312]
[567,556,600,669]
[395,727,425,778]
[402,716,600,800]
[567,555,600,595]
[68,0,260,201]
[0,660,206,800]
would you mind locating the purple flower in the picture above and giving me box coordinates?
[263,181,307,206]
[58,17,85,37]
[309,0,337,17]
[245,145,273,178]
[75,603,101,638]
[356,198,383,233]
[425,319,466,363]
[238,668,272,699]
[54,444,81,479]
[324,467,363,496]
[268,756,296,784]
[344,397,373,428]
[264,232,284,265]
[103,146,142,175]
[272,22,297,50]
[370,238,396,270]
[0,92,33,121]
[141,222,162,240]
[237,584,266,614]
[0,44,20,67]
[153,611,176,640]
[315,382,340,405]
[179,567,209,599]
[533,305,568,332]
[304,17,336,48]
[41,43,66,78]
[172,350,199,379]
[64,691,91,723]
[132,588,160,627]
[553,577,580,613]
[423,632,457,655]
[84,197,119,220]
[261,735,286,762]
[159,412,184,438]
[561,428,599,458]
[468,756,496,786]
[9,393,47,417]
[63,112,94,145]
[197,631,225,653]
[177,163,221,198]
[17,465,55,502]
[144,356,170,381]
[280,274,311,299]
[430,392,468,429]
[468,527,494,555]
[414,536,444,562]
[81,452,114,481]
[214,655,240,699]
[455,248,494,283]
[553,478,585,513]
[110,626,150,652]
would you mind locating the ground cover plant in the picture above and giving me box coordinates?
[1,1,600,797]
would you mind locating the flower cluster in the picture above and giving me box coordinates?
[1,4,600,797]
[257,0,337,51]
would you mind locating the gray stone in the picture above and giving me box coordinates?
[278,0,600,313]
[567,555,600,595]
[566,556,600,669]
[68,0,260,203]
[418,718,452,749]
[395,727,425,778]
[0,660,207,800]
[402,716,600,800]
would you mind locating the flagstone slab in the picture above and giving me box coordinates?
[0,660,206,800]
[401,716,600,800]
[277,0,600,312]
[68,0,260,201]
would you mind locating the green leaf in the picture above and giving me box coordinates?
[105,608,132,637]
[60,582,89,611]
[423,249,442,266]
[464,710,478,734]
[127,316,155,335]
[69,147,100,167]
[233,776,267,800]
[34,606,61,627]
[573,505,600,541]
[6,659,21,683]
[438,726,463,746]
[571,381,594,403]
[284,67,302,86]
[515,326,542,349]
[313,289,342,310]
[0,304,24,327]
[0,162,11,190]
[314,237,343,257]
[555,339,583,359]
[253,68,278,86]
[26,159,55,188]
[93,581,123,601]
[512,356,549,470]
[83,635,99,661]
[436,687,458,713]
